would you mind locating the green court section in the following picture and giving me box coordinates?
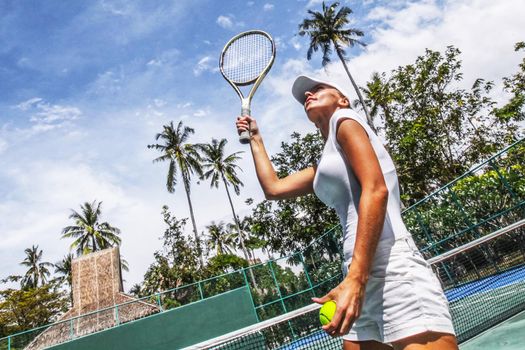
[47,286,257,350]
[460,309,525,350]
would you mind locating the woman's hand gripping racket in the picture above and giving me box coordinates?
[219,30,276,144]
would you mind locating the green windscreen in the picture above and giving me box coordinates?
[47,286,258,350]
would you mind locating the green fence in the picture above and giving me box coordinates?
[1,138,523,349]
[403,138,524,259]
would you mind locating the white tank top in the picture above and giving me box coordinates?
[313,109,411,262]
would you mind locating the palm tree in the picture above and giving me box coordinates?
[61,201,121,256]
[206,221,234,255]
[198,138,250,261]
[199,138,260,290]
[148,121,204,266]
[55,253,73,303]
[354,72,394,125]
[20,245,53,289]
[54,253,73,286]
[298,1,375,131]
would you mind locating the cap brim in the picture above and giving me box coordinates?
[291,75,349,105]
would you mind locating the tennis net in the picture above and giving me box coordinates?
[182,303,340,350]
[184,219,525,349]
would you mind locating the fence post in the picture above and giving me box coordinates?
[115,305,120,326]
[197,281,204,300]
[268,261,287,314]
[299,252,315,297]
[412,209,455,284]
[156,293,163,312]
[69,319,74,340]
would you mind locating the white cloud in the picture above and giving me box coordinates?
[193,109,207,117]
[216,14,245,29]
[217,15,234,29]
[290,36,302,51]
[146,49,180,68]
[193,56,216,76]
[13,98,82,133]
[0,137,7,154]
[306,0,324,8]
[0,159,167,289]
[15,97,43,111]
[176,102,193,109]
[320,0,525,106]
[263,3,274,11]
[274,36,287,51]
[87,70,123,96]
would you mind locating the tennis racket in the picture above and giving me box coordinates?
[219,30,276,144]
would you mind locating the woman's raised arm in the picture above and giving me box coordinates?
[236,115,315,200]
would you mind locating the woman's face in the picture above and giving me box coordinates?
[304,84,347,126]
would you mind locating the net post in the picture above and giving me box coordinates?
[7,335,10,350]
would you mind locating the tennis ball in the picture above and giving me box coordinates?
[319,300,336,326]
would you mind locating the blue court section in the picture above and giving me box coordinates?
[446,263,525,343]
[445,264,525,302]
[460,309,525,350]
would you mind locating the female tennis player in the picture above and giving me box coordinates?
[236,75,458,350]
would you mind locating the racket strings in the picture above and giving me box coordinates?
[222,33,273,85]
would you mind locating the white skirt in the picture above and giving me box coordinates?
[342,237,456,344]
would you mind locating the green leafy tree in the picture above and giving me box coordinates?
[0,284,68,338]
[298,1,373,130]
[20,245,53,289]
[205,221,235,255]
[363,46,523,203]
[148,121,204,266]
[128,283,142,297]
[356,72,395,121]
[141,206,201,302]
[198,138,249,261]
[493,41,525,127]
[61,201,121,255]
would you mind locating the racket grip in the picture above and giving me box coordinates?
[239,130,251,144]
[239,107,251,144]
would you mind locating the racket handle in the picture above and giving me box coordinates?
[239,107,251,144]
[239,130,250,144]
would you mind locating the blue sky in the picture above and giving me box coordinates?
[1,0,523,291]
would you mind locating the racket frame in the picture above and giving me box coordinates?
[219,30,276,144]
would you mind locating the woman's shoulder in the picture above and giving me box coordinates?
[330,108,369,135]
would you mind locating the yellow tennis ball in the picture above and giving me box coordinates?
[319,300,336,326]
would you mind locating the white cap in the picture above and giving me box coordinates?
[291,75,350,105]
